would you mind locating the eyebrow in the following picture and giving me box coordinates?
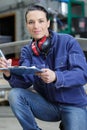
[28,18,45,21]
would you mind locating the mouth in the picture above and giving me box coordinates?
[33,30,41,34]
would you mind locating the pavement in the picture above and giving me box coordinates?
[0,106,60,130]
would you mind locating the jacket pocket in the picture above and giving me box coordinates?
[55,56,68,71]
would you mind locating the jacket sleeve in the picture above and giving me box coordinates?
[4,74,33,89]
[55,38,87,88]
[4,45,34,88]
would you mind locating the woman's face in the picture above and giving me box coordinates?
[26,10,50,40]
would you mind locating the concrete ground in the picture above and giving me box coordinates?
[0,106,60,130]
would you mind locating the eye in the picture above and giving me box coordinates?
[39,20,44,23]
[28,21,34,24]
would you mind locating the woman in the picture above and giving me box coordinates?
[0,4,87,130]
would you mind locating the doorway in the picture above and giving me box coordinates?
[0,13,16,42]
[0,13,16,59]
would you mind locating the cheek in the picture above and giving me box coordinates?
[42,24,48,30]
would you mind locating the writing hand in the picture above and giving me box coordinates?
[0,58,12,77]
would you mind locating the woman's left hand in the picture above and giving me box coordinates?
[36,68,56,83]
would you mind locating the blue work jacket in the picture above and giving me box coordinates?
[7,31,87,107]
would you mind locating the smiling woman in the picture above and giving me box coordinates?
[25,6,50,40]
[0,4,87,130]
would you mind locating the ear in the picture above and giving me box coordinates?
[47,20,50,28]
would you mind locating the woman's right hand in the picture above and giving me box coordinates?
[0,58,12,77]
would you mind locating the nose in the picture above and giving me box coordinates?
[33,21,39,28]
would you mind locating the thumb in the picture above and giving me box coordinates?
[7,59,12,66]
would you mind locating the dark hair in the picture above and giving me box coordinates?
[25,4,49,22]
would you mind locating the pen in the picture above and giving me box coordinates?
[0,49,6,59]
[0,49,9,67]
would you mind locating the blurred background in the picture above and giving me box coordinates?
[0,0,87,129]
[0,0,87,42]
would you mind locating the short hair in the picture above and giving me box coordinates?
[25,4,49,22]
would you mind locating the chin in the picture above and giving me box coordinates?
[34,35,44,40]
